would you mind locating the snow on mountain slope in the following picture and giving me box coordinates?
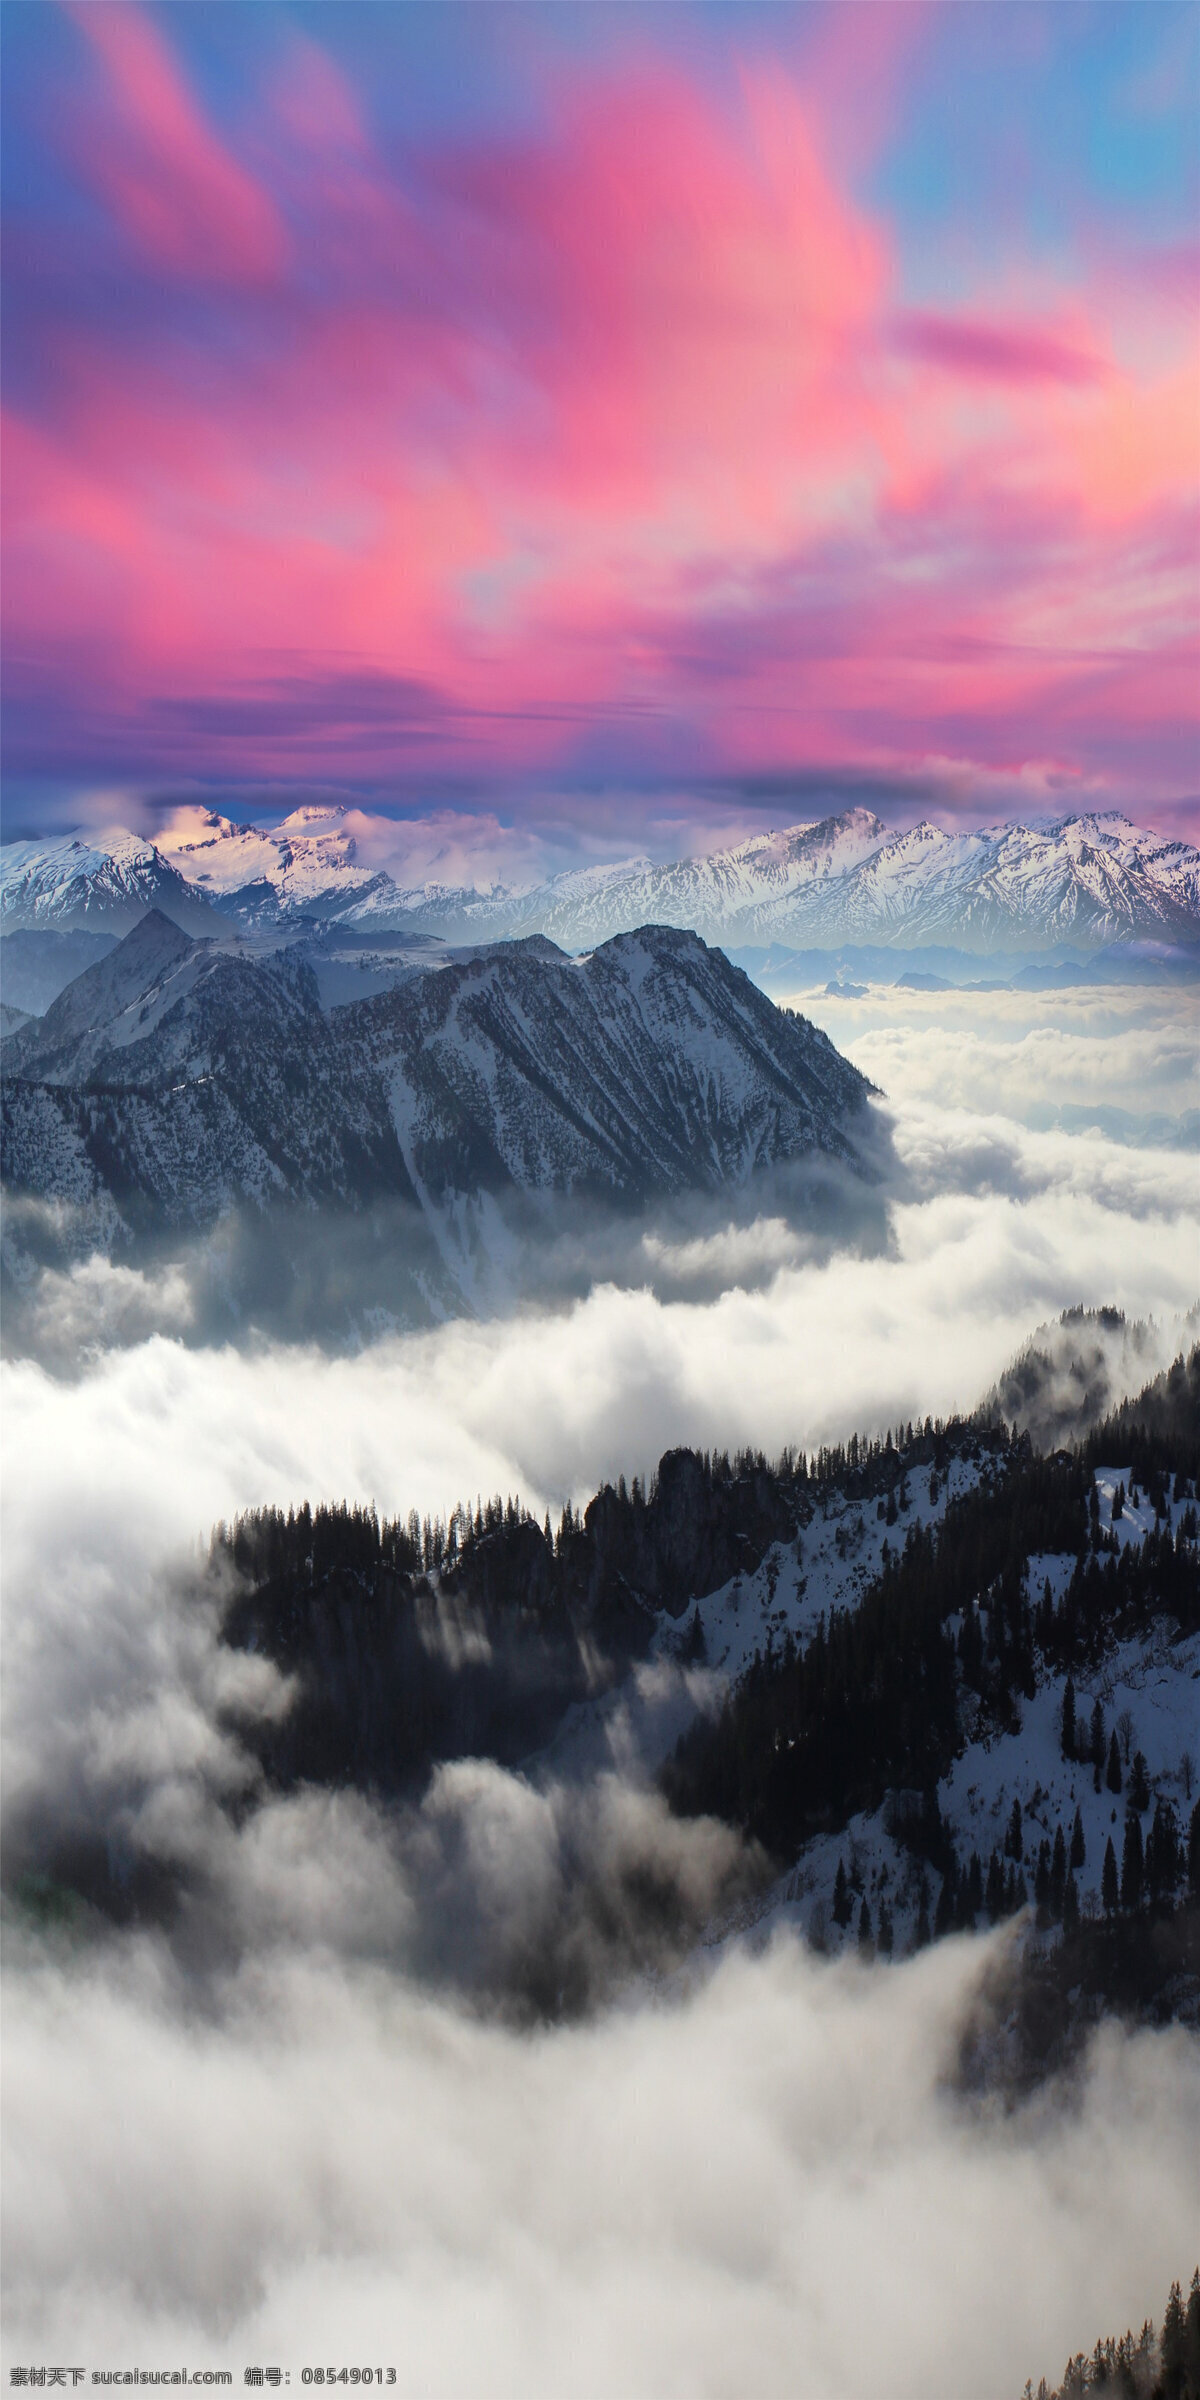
[347,924,871,1220]
[763,812,1200,952]
[1,913,414,1231]
[0,829,223,936]
[353,808,1200,954]
[154,803,387,916]
[536,1449,988,1786]
[375,808,891,948]
[5,805,1197,953]
[2,910,214,1083]
[1,919,872,1258]
[538,1447,1200,1973]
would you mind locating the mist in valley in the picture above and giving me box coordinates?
[3,982,1198,2393]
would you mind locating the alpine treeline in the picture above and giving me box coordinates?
[212,1413,1015,1795]
[661,1434,1198,1867]
[210,1352,1199,1908]
[1021,2264,1200,2399]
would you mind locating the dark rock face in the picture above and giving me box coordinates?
[580,1449,801,1619]
[214,1446,815,1798]
[224,1565,590,1794]
[2,911,872,1239]
[2,913,413,1231]
[346,923,870,1208]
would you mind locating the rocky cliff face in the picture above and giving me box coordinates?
[346,922,870,1212]
[2,913,872,1246]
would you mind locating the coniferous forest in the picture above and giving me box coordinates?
[214,1354,1199,1896]
[1021,2265,1200,2399]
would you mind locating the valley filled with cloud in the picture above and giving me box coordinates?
[3,1,1198,2384]
[4,979,1197,2393]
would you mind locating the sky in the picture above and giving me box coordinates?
[2,1,1198,853]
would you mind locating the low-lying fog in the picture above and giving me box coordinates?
[3,982,1198,2391]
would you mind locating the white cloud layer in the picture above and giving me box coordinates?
[3,1102,1194,1535]
[798,982,1199,1132]
[3,989,1198,2385]
[5,1930,1199,2397]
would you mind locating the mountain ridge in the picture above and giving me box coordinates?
[5,804,1197,955]
[2,916,872,1276]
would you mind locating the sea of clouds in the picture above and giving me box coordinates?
[3,982,1198,2391]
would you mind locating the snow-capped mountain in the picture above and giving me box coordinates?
[0,828,223,935]
[770,812,1200,953]
[1,914,871,1251]
[4,804,1196,955]
[386,809,1200,953]
[152,802,390,918]
[366,806,893,947]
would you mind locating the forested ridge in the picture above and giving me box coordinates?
[213,1352,1199,1884]
[215,1410,1014,1795]
[662,1357,1198,1862]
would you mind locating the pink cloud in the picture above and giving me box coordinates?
[63,2,285,283]
[893,310,1107,385]
[5,20,1197,807]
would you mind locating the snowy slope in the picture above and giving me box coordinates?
[536,1454,1200,1968]
[349,924,870,1218]
[0,829,223,936]
[6,806,1197,953]
[537,1452,990,1784]
[1,918,872,1251]
[1,913,414,1230]
[376,808,891,948]
[353,809,1200,953]
[763,813,1200,952]
[153,803,387,917]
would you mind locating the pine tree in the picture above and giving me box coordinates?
[1191,1799,1200,1899]
[857,1896,874,1954]
[1145,1798,1181,1905]
[1106,1731,1123,1794]
[1004,1796,1023,1862]
[832,1858,852,1928]
[877,1899,893,1956]
[1161,2279,1186,2400]
[1102,1835,1119,1915]
[1061,1674,1076,1760]
[915,1875,931,1950]
[1184,2269,1200,2394]
[1120,1811,1144,1912]
[1063,1869,1079,1934]
[1034,1839,1051,1909]
[1129,1750,1150,1813]
[1050,1824,1067,1919]
[986,1850,1004,1920]
[1069,1806,1085,1870]
[1088,1697,1105,1768]
[934,1864,956,1938]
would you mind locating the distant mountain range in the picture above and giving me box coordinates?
[3,803,1198,956]
[1,914,870,1282]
